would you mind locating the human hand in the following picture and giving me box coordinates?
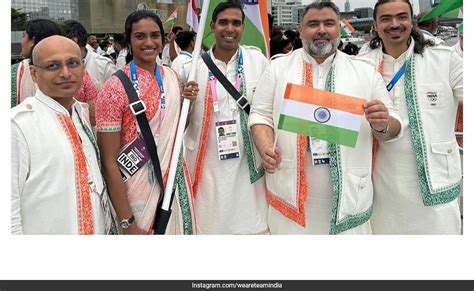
[183,81,199,102]
[364,100,389,132]
[263,146,282,174]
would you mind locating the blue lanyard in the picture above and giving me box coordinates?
[386,61,406,92]
[130,60,166,110]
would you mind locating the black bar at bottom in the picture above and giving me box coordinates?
[0,280,473,291]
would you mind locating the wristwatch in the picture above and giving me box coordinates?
[119,215,135,229]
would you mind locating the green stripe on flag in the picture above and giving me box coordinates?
[278,114,359,148]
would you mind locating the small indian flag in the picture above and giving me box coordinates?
[277,83,366,148]
[340,19,355,37]
[164,8,178,26]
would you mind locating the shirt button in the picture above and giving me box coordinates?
[447,149,453,154]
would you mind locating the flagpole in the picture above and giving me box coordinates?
[154,0,210,234]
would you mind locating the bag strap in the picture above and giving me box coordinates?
[201,52,250,115]
[113,70,166,221]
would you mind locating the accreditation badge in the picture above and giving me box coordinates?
[309,137,329,165]
[215,120,240,161]
[117,137,151,182]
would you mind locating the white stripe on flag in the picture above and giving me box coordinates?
[280,99,363,131]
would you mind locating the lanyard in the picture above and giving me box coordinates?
[130,60,166,131]
[386,61,406,92]
[208,47,243,113]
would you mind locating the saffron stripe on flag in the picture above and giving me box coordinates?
[342,19,355,32]
[283,83,365,115]
[280,99,363,131]
[278,114,359,148]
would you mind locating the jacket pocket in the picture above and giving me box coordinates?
[339,168,373,220]
[266,158,297,207]
[419,83,446,109]
[429,141,462,187]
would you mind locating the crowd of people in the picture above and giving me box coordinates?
[11,0,463,235]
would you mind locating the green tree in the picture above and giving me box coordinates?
[12,8,28,31]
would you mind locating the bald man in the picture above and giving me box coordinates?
[11,36,117,234]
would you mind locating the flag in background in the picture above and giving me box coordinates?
[419,0,463,21]
[277,84,366,148]
[187,0,199,31]
[164,7,178,26]
[340,19,354,37]
[202,0,270,58]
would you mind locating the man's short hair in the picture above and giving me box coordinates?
[172,26,184,35]
[211,0,245,23]
[62,20,89,48]
[175,31,196,50]
[113,33,126,47]
[302,1,340,19]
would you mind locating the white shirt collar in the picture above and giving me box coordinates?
[35,89,79,117]
[210,45,240,65]
[382,37,415,62]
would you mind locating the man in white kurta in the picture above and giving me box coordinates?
[182,2,269,234]
[11,36,114,234]
[171,31,196,88]
[249,2,401,235]
[359,0,463,234]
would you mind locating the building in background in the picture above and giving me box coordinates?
[12,0,79,22]
[272,0,303,30]
[12,0,187,33]
[354,7,373,19]
[344,0,350,13]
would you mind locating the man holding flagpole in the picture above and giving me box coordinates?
[182,0,270,234]
[249,2,401,234]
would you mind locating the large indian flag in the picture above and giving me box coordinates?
[278,83,366,148]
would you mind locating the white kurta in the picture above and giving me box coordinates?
[11,91,107,234]
[249,49,399,234]
[183,46,269,234]
[115,48,128,70]
[84,50,117,88]
[360,46,463,234]
[171,51,192,88]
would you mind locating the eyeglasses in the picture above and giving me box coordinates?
[32,58,83,72]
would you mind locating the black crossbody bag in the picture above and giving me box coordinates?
[113,70,171,234]
[201,52,251,115]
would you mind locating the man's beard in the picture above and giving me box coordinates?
[303,37,340,58]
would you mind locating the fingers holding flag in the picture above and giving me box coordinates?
[364,100,389,132]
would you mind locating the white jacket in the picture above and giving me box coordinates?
[249,49,401,234]
[359,44,463,206]
[84,50,117,88]
[11,91,111,234]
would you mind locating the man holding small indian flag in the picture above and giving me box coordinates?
[249,2,402,234]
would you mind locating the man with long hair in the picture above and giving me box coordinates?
[359,0,463,234]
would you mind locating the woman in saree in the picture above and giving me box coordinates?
[96,10,198,234]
